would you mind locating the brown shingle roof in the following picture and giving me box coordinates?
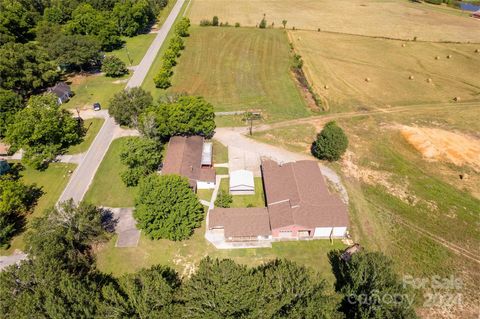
[162,136,215,183]
[262,159,349,229]
[209,207,271,238]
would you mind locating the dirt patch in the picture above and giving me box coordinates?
[112,78,129,84]
[400,126,480,172]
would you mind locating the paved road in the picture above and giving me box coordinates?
[57,0,185,204]
[126,0,185,88]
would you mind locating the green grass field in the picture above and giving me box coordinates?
[84,138,137,207]
[96,220,346,281]
[66,118,104,154]
[212,139,228,164]
[65,73,129,110]
[169,27,311,122]
[107,34,156,66]
[197,189,214,202]
[219,177,266,208]
[1,163,76,254]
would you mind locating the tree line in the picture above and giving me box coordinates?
[0,200,418,318]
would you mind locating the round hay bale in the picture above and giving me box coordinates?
[324,85,329,89]
[447,54,452,59]
[475,49,479,53]
[409,75,414,80]
[401,43,406,47]
[453,96,461,102]
[435,56,440,60]
[365,77,370,82]
[426,78,432,83]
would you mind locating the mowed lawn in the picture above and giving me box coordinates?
[1,163,76,254]
[218,177,266,208]
[65,73,129,110]
[84,137,137,207]
[66,118,104,154]
[107,34,156,66]
[290,31,480,112]
[165,27,311,122]
[96,221,346,283]
[188,0,480,42]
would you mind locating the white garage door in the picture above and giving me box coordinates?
[314,227,332,238]
[332,227,347,237]
[279,231,292,238]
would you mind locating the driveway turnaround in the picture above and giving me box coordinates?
[57,0,185,205]
[107,207,141,248]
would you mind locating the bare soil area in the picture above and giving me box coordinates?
[400,126,480,172]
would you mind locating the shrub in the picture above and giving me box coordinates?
[134,174,204,240]
[214,190,233,208]
[169,36,185,53]
[175,17,190,37]
[154,67,173,89]
[311,121,348,161]
[235,22,240,27]
[200,19,212,26]
[291,53,303,70]
[212,16,219,26]
[101,56,128,77]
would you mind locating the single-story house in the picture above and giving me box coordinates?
[0,160,10,175]
[162,136,216,191]
[207,159,349,242]
[209,207,271,241]
[47,82,72,105]
[229,170,255,195]
[262,159,349,239]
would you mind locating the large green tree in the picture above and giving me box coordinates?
[134,174,204,240]
[329,250,417,319]
[0,0,38,45]
[311,121,348,161]
[0,42,58,96]
[139,95,216,141]
[5,94,82,169]
[0,89,23,138]
[102,55,128,77]
[112,0,154,37]
[109,87,153,127]
[46,34,103,71]
[25,199,107,273]
[99,265,180,318]
[0,174,40,247]
[119,137,162,186]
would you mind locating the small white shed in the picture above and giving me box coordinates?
[229,170,255,195]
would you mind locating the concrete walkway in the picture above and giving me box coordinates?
[57,1,185,205]
[0,251,28,271]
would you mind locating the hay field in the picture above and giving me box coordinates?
[289,31,480,112]
[168,27,311,122]
[188,0,480,42]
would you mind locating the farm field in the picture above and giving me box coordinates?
[188,0,480,42]
[66,118,104,155]
[250,106,480,316]
[1,163,76,254]
[163,27,312,122]
[289,31,480,113]
[84,137,137,207]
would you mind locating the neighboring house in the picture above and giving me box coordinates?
[473,9,480,19]
[208,159,349,242]
[0,160,10,175]
[229,170,255,195]
[162,136,216,191]
[47,82,72,105]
